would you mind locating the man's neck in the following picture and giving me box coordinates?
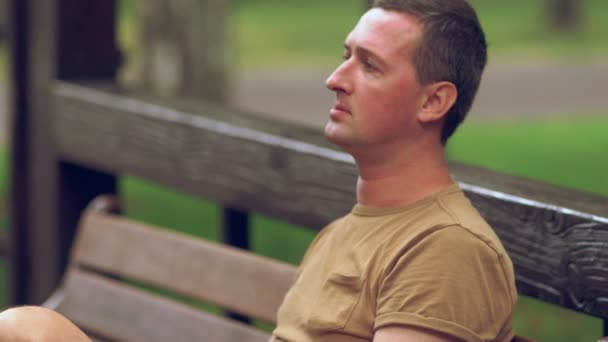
[354,147,453,208]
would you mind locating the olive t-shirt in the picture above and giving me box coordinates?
[272,184,517,342]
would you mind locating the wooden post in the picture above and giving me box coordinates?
[8,0,119,304]
[0,0,7,40]
[222,207,251,324]
[8,0,28,306]
[57,0,121,80]
[58,162,117,266]
[222,208,250,252]
[9,0,63,306]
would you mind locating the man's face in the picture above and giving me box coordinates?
[325,8,428,158]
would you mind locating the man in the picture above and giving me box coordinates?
[0,306,92,341]
[272,1,517,341]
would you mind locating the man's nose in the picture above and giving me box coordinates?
[325,62,352,94]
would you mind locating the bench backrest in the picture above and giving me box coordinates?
[46,195,296,342]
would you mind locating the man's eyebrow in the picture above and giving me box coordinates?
[355,45,388,69]
[343,41,388,66]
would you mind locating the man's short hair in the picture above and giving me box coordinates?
[373,0,487,143]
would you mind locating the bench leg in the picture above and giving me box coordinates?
[222,207,251,324]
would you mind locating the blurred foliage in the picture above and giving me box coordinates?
[117,0,608,71]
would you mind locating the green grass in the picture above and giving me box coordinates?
[448,117,608,195]
[514,297,602,342]
[122,177,221,241]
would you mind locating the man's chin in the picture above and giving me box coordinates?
[324,126,352,150]
[323,122,341,144]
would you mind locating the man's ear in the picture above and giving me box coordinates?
[417,81,457,123]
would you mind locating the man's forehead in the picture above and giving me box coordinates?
[345,8,421,54]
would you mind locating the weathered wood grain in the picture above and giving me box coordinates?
[52,82,608,319]
[59,268,271,342]
[461,184,608,316]
[72,207,296,323]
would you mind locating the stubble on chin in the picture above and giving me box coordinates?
[324,121,354,154]
[324,121,340,144]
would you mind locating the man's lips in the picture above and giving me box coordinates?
[330,103,351,118]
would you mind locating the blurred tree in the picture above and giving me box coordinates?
[548,0,580,32]
[130,0,229,102]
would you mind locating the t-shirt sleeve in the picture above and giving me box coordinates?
[374,225,515,342]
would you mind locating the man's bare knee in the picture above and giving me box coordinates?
[0,306,91,341]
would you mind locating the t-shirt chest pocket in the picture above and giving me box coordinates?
[307,263,364,331]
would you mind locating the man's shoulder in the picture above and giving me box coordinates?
[433,188,505,249]
[377,187,513,274]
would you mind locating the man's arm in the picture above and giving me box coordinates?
[374,326,458,342]
[374,226,514,342]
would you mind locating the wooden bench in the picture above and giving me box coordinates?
[34,82,607,341]
[44,195,296,341]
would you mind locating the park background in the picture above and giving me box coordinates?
[0,0,607,340]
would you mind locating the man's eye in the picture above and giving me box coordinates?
[342,53,351,61]
[362,59,376,71]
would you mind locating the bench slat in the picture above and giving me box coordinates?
[71,209,296,323]
[59,268,271,342]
